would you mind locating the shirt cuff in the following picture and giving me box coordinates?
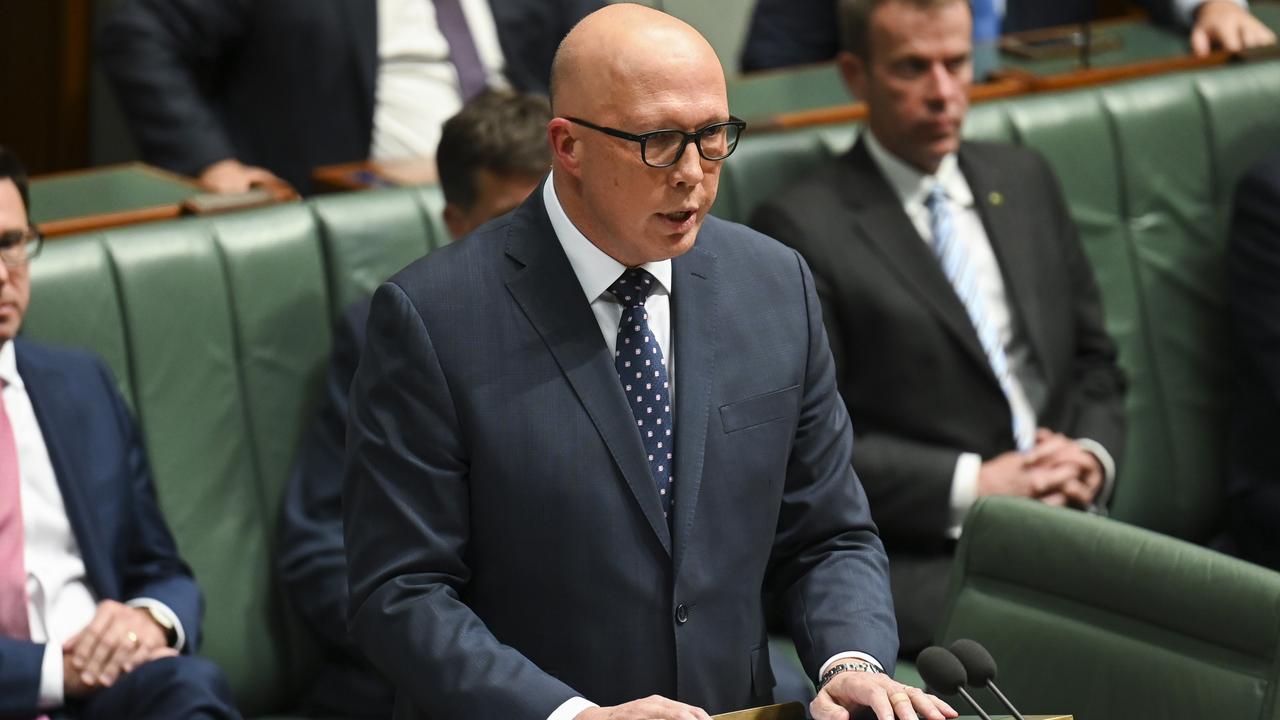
[39,642,64,709]
[1177,0,1247,27]
[818,651,885,680]
[126,598,186,652]
[547,696,597,720]
[1074,437,1116,511]
[947,452,982,539]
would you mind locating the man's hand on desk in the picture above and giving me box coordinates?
[811,670,956,720]
[199,158,290,195]
[1191,1,1277,57]
[575,695,712,720]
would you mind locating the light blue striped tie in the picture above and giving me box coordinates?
[926,184,1035,451]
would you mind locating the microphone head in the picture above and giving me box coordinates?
[949,638,998,686]
[915,645,969,695]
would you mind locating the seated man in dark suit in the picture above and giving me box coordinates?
[276,89,551,719]
[341,5,957,720]
[740,0,1275,72]
[0,148,239,718]
[1227,150,1280,571]
[98,0,600,193]
[751,0,1127,657]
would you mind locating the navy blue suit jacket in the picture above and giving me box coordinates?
[1228,151,1280,570]
[342,185,897,718]
[0,340,201,716]
[98,0,600,193]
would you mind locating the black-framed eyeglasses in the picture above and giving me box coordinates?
[566,116,747,168]
[0,226,43,268]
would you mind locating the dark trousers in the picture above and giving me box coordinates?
[73,655,239,720]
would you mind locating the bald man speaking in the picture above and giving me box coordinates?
[343,6,953,720]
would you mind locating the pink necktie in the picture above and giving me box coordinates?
[0,388,31,640]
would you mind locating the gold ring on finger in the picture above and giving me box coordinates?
[125,630,139,646]
[889,692,911,705]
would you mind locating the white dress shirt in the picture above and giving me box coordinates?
[371,0,511,159]
[863,130,1116,535]
[2,341,183,708]
[541,177,882,719]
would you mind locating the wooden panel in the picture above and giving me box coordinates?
[0,0,92,173]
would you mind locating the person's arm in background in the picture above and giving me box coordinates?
[278,298,371,652]
[97,0,287,192]
[1143,0,1276,55]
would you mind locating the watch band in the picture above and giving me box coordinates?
[817,660,884,691]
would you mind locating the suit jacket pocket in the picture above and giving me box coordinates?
[720,385,801,434]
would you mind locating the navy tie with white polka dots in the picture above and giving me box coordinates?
[607,268,674,521]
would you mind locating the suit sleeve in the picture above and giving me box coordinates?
[97,0,250,176]
[767,249,899,678]
[751,202,961,546]
[278,298,370,652]
[99,359,204,652]
[1036,154,1127,472]
[344,282,579,719]
[0,638,45,716]
[739,0,841,73]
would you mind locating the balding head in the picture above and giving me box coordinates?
[545,4,732,267]
[551,4,724,120]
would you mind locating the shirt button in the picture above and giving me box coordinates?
[675,603,689,624]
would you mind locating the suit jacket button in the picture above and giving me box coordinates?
[675,603,689,624]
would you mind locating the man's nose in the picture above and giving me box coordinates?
[926,62,960,103]
[669,139,706,186]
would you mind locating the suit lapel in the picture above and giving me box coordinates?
[841,141,993,378]
[341,0,378,128]
[669,240,717,572]
[961,150,1052,377]
[14,343,114,596]
[503,194,672,555]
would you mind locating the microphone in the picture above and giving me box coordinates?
[950,639,1026,720]
[916,646,993,720]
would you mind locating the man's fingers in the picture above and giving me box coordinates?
[1190,26,1212,56]
[888,688,918,720]
[810,689,851,720]
[867,688,896,720]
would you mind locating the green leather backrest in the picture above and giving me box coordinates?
[312,186,442,321]
[938,496,1280,720]
[720,61,1280,542]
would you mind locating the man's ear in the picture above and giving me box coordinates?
[837,50,868,102]
[547,118,583,178]
[443,203,466,241]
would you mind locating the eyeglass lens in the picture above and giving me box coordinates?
[644,123,742,166]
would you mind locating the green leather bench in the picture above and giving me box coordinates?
[15,61,1280,715]
[936,496,1280,720]
[21,186,447,717]
[719,60,1280,544]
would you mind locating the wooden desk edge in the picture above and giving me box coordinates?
[37,204,184,238]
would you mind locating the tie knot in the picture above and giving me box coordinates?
[608,268,658,309]
[925,183,948,213]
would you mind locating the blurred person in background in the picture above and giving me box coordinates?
[98,0,599,194]
[751,0,1127,657]
[0,146,239,719]
[741,0,1275,72]
[1226,150,1280,571]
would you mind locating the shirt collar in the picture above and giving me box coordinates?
[0,340,21,389]
[862,128,973,209]
[542,173,672,304]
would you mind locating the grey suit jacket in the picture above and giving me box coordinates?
[343,183,897,719]
[751,138,1126,553]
